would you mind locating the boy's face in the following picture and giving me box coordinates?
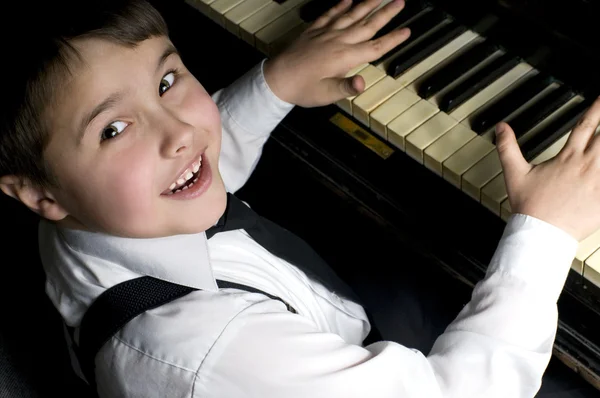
[43,36,227,238]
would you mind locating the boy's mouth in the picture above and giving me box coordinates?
[162,154,203,195]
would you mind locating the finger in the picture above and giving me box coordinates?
[330,0,384,30]
[564,96,600,153]
[344,0,406,43]
[349,27,410,64]
[348,74,366,94]
[308,0,353,31]
[318,75,365,105]
[495,122,531,188]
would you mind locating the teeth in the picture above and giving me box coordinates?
[182,186,188,190]
[167,153,205,193]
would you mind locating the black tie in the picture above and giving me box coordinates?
[206,193,363,304]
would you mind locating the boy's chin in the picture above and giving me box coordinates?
[174,186,228,235]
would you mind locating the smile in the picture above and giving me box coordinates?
[161,152,213,199]
[167,154,202,194]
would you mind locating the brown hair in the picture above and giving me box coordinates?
[0,0,169,188]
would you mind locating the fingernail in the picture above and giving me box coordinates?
[495,124,505,135]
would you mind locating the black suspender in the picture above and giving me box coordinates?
[71,276,296,394]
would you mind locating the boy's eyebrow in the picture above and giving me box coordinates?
[78,92,123,142]
[157,44,179,74]
[77,44,179,142]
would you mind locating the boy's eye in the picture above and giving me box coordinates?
[101,121,128,141]
[159,71,176,96]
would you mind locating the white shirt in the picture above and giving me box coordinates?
[38,59,579,398]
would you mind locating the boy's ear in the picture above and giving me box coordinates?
[0,175,69,221]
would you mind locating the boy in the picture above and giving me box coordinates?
[1,0,599,396]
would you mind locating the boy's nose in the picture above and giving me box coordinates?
[157,112,195,158]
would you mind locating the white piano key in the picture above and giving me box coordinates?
[255,3,307,54]
[210,0,247,25]
[424,123,477,176]
[480,112,577,215]
[464,95,583,202]
[442,136,495,188]
[376,15,451,73]
[352,76,407,127]
[461,150,501,201]
[426,64,533,190]
[394,31,480,91]
[423,49,505,108]
[239,0,308,45]
[387,99,439,151]
[269,22,309,56]
[186,0,219,15]
[572,229,600,275]
[355,30,480,132]
[583,248,600,288]
[224,0,272,36]
[480,172,506,214]
[336,65,386,114]
[369,89,421,139]
[405,112,458,163]
[446,62,533,121]
[461,71,552,130]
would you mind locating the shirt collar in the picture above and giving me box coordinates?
[39,219,218,325]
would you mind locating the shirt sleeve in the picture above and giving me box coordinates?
[213,59,295,194]
[193,214,578,398]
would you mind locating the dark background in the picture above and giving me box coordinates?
[0,1,597,396]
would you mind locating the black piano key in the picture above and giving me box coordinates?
[520,97,594,162]
[470,73,555,134]
[417,41,499,99]
[438,53,521,113]
[387,22,467,78]
[504,85,576,142]
[372,8,449,67]
[372,0,428,41]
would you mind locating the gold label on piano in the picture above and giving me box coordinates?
[329,113,394,160]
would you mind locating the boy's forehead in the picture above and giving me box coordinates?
[73,36,174,82]
[50,36,175,133]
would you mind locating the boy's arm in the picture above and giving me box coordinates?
[214,60,294,194]
[194,213,576,398]
[426,213,577,397]
[214,0,410,193]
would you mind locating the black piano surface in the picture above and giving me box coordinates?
[161,0,600,392]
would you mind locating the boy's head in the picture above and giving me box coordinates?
[0,0,227,238]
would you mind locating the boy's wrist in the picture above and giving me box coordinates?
[262,57,295,105]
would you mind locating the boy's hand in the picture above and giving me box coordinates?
[496,97,600,241]
[263,0,410,107]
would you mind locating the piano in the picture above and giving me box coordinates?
[177,0,600,390]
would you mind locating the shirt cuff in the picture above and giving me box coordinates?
[217,59,295,137]
[487,213,578,302]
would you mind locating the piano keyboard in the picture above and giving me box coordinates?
[185,0,600,288]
